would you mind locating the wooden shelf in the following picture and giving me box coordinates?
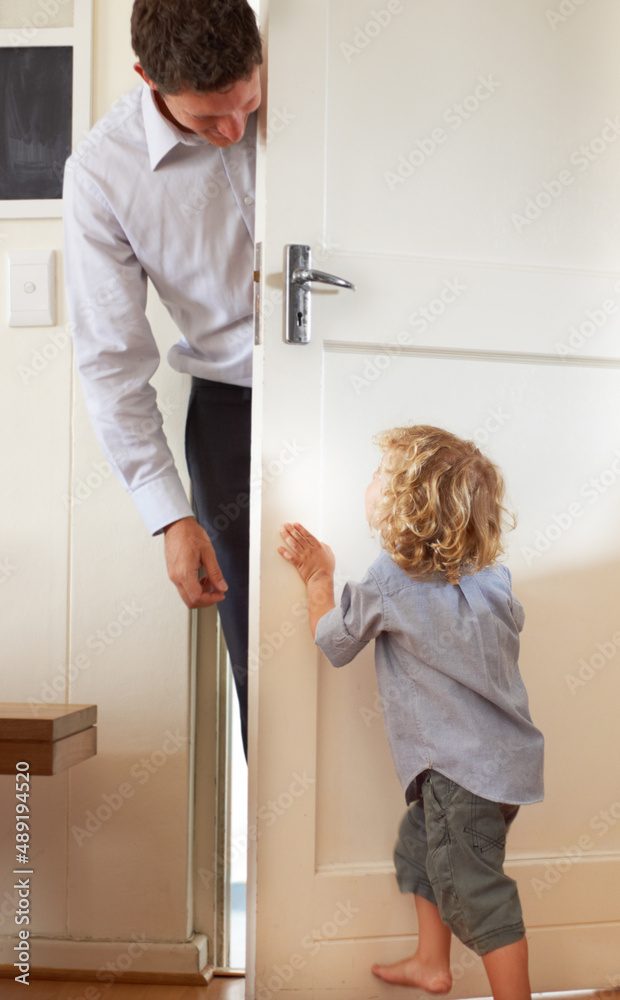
[0,703,97,775]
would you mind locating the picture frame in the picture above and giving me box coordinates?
[0,0,93,219]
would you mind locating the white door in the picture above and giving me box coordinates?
[247,2,620,996]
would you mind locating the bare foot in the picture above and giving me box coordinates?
[371,953,452,994]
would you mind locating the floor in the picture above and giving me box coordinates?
[0,976,244,999]
[0,981,617,1000]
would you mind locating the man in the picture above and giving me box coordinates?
[63,0,262,754]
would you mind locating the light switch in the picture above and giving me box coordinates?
[8,250,56,327]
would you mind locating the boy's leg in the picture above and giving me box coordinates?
[482,937,531,1000]
[372,795,452,992]
[421,772,531,999]
[372,895,452,993]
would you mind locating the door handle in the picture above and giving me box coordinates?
[285,244,355,344]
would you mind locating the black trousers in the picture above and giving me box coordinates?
[184,377,252,757]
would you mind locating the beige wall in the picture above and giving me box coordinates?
[0,0,206,979]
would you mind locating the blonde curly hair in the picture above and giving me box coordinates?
[371,425,515,584]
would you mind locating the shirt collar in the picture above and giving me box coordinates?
[141,83,209,170]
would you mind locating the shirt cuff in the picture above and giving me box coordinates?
[130,474,194,535]
[315,606,368,668]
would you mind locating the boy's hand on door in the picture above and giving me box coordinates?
[278,522,335,584]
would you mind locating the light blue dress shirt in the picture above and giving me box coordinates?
[63,84,256,534]
[315,552,544,805]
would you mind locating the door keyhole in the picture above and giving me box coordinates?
[297,311,303,327]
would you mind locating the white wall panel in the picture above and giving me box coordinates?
[67,287,194,941]
[0,216,72,943]
[0,0,205,973]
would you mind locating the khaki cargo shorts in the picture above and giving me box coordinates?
[394,769,525,956]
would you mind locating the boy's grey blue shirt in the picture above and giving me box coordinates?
[315,551,544,805]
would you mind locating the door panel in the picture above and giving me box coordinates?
[248,2,620,995]
[325,1,620,271]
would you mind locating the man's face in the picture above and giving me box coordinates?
[136,63,261,146]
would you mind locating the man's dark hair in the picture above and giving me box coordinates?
[131,0,263,95]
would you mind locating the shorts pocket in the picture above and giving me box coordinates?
[422,773,454,852]
[464,795,509,856]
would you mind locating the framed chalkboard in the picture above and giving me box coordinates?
[0,47,73,201]
[0,1,92,218]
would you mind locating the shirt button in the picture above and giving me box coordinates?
[244,196,254,205]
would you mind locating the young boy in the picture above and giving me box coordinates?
[278,425,544,1000]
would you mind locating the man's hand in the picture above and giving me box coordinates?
[163,516,228,609]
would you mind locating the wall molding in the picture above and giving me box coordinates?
[323,341,620,370]
[0,932,210,984]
